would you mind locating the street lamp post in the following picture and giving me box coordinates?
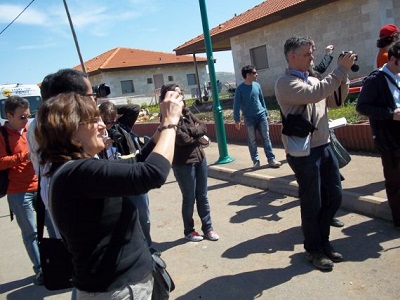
[198,0,234,164]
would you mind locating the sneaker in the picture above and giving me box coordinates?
[330,218,344,227]
[322,243,343,262]
[205,230,219,241]
[185,231,203,242]
[305,250,334,271]
[268,159,281,168]
[253,160,260,169]
[34,271,43,285]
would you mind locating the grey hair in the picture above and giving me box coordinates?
[283,36,314,62]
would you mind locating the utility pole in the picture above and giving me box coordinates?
[62,0,86,73]
[198,0,234,164]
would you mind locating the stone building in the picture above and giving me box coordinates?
[174,0,400,96]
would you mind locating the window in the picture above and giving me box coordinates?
[147,78,153,84]
[168,76,174,82]
[250,45,269,70]
[121,80,134,93]
[186,74,197,85]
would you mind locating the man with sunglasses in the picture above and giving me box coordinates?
[0,95,43,284]
[233,65,281,169]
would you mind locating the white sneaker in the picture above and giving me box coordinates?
[268,159,281,168]
[185,231,203,242]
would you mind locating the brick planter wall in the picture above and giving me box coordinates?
[134,121,375,152]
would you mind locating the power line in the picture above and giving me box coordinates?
[0,0,36,36]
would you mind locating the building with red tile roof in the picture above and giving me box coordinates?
[74,47,208,102]
[174,0,400,96]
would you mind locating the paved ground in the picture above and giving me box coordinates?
[0,143,399,300]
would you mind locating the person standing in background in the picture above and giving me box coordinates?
[98,101,157,253]
[357,41,400,230]
[375,24,399,69]
[308,42,345,229]
[0,96,42,284]
[312,44,335,76]
[161,84,219,242]
[233,65,281,169]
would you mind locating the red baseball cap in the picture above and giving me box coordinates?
[379,24,399,39]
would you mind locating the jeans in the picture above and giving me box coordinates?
[7,192,41,274]
[172,158,213,236]
[244,112,275,163]
[286,144,342,252]
[76,273,153,300]
[128,193,152,248]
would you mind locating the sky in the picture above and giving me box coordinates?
[0,0,264,84]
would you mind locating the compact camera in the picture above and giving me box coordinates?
[108,128,123,143]
[339,51,359,72]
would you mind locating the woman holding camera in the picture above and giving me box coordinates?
[35,91,182,299]
[160,84,219,242]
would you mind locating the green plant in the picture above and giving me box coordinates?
[328,102,367,123]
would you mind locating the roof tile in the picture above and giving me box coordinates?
[75,47,207,73]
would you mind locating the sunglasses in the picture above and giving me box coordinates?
[11,114,32,120]
[104,120,117,126]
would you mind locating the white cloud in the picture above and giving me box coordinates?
[0,4,48,25]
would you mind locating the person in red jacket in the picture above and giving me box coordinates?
[0,95,42,284]
[375,24,399,69]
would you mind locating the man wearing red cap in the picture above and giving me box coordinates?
[375,24,399,69]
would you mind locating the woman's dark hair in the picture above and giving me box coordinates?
[35,92,99,175]
[377,33,399,48]
[99,101,117,120]
[159,84,179,103]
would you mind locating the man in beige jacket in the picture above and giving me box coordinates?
[275,36,355,271]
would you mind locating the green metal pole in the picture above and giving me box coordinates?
[198,0,234,164]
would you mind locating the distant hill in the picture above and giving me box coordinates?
[215,72,236,85]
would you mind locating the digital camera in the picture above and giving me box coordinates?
[339,51,359,72]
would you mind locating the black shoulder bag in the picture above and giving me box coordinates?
[281,105,316,137]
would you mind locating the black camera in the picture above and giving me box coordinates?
[339,51,359,72]
[92,83,111,98]
[108,128,123,143]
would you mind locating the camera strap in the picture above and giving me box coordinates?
[334,86,342,106]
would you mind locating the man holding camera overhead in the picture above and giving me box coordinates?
[275,36,356,271]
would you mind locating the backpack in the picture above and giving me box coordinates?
[0,126,12,198]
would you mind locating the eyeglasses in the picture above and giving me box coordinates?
[86,93,97,97]
[11,113,32,120]
[79,116,103,125]
[103,120,117,126]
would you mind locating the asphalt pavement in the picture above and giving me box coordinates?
[0,143,399,300]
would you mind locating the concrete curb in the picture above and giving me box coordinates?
[208,165,392,222]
